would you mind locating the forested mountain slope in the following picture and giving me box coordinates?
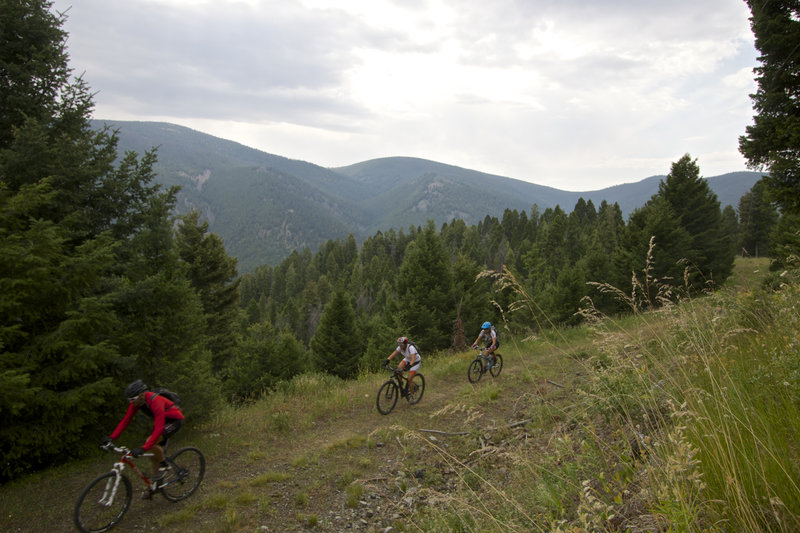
[94,120,763,271]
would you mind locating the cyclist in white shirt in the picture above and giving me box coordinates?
[386,336,421,394]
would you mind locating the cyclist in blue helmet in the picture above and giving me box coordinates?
[471,321,499,368]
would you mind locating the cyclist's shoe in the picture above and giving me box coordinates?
[408,383,417,397]
[152,468,167,482]
[486,360,492,370]
[141,487,154,500]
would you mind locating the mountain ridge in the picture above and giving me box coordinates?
[92,120,763,271]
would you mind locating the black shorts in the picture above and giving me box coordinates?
[159,418,183,445]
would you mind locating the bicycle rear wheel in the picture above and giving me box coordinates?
[407,373,425,405]
[74,471,132,533]
[376,380,399,414]
[468,358,483,383]
[160,447,206,502]
[489,353,503,377]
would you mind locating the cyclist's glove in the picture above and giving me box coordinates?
[130,447,145,457]
[383,359,391,369]
[101,436,113,447]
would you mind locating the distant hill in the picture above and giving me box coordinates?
[92,120,764,272]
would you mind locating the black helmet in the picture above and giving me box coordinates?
[125,379,148,401]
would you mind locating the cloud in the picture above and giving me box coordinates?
[52,0,758,190]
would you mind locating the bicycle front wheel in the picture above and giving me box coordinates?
[489,353,503,377]
[407,373,425,405]
[74,471,132,533]
[376,380,399,415]
[468,358,483,383]
[160,447,206,502]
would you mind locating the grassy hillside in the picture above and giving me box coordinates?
[6,258,798,532]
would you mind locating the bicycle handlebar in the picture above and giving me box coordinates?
[100,443,154,457]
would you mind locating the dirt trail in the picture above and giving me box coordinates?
[3,345,577,533]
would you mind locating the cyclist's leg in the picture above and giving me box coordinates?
[154,419,183,479]
[149,448,163,479]
[486,341,498,362]
[407,359,421,393]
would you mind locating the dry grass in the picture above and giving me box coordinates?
[2,257,798,532]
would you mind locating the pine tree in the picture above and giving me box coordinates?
[224,325,307,401]
[769,211,800,270]
[738,178,779,257]
[616,196,693,304]
[0,0,217,478]
[0,0,130,479]
[176,210,240,373]
[395,220,454,350]
[0,0,69,150]
[656,155,735,288]
[310,290,360,379]
[739,0,800,215]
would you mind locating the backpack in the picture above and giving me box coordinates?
[139,387,181,417]
[151,387,181,407]
[483,327,500,347]
[406,341,422,359]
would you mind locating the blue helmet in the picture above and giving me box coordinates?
[481,321,492,329]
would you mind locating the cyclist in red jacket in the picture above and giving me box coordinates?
[102,380,184,486]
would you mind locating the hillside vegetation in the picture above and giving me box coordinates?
[98,120,763,270]
[3,258,800,532]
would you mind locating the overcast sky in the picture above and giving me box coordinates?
[50,0,758,191]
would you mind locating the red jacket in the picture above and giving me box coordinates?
[109,391,184,450]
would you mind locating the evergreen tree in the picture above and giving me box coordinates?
[0,0,217,478]
[656,155,735,288]
[584,201,625,313]
[176,210,240,373]
[452,253,494,346]
[394,220,454,350]
[224,325,307,401]
[616,196,693,304]
[0,0,69,150]
[739,0,800,214]
[738,178,779,257]
[769,211,800,270]
[0,178,120,480]
[310,290,360,379]
[0,0,149,479]
[721,205,741,259]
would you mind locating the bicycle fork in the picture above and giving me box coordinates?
[100,464,124,507]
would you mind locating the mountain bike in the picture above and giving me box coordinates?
[73,442,205,532]
[376,362,426,415]
[467,346,503,383]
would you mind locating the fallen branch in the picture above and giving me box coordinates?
[468,445,501,457]
[508,418,533,429]
[546,379,566,389]
[417,428,469,436]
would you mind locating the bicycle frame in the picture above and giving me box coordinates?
[76,442,206,533]
[475,347,491,368]
[392,369,410,393]
[105,445,157,495]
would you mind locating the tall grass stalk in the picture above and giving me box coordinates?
[455,252,800,531]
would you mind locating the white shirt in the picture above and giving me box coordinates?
[397,344,420,364]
